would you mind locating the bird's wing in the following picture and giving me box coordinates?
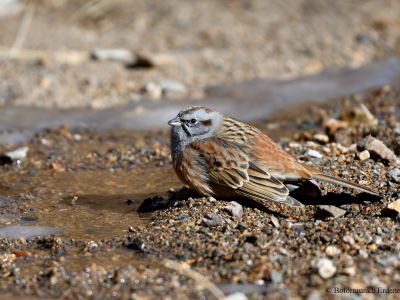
[190,139,303,207]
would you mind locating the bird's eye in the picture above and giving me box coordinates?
[190,118,197,124]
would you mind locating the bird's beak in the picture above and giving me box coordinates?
[168,117,181,127]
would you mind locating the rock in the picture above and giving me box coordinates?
[131,52,175,68]
[362,136,398,164]
[202,212,225,227]
[343,235,355,245]
[138,196,168,212]
[341,103,378,126]
[358,150,370,161]
[0,146,29,165]
[381,199,400,218]
[142,82,162,99]
[323,118,348,134]
[307,291,322,300]
[269,215,280,228]
[313,133,329,144]
[91,48,136,64]
[126,199,136,205]
[305,149,323,159]
[269,271,283,284]
[126,238,145,252]
[325,245,341,257]
[223,201,243,219]
[343,266,356,276]
[388,168,400,183]
[316,205,346,219]
[317,258,336,279]
[20,215,39,222]
[175,213,189,221]
[0,225,60,238]
[0,0,23,17]
[160,80,186,97]
[224,292,248,300]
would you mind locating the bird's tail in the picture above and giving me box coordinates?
[311,173,380,196]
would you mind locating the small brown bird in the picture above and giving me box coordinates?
[168,106,378,207]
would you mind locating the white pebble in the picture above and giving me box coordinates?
[317,258,337,279]
[305,149,323,159]
[358,150,370,161]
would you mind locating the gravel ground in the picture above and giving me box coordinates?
[0,0,400,108]
[0,86,399,299]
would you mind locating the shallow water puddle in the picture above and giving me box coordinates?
[0,167,181,240]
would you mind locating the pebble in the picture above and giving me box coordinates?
[137,196,168,212]
[362,135,398,164]
[160,80,186,97]
[343,266,356,276]
[202,212,225,227]
[143,82,162,99]
[325,245,341,257]
[307,291,322,300]
[269,215,280,228]
[323,118,348,134]
[381,199,400,219]
[343,235,355,245]
[134,52,175,68]
[305,149,323,159]
[313,133,329,144]
[223,201,243,219]
[224,292,248,300]
[358,150,370,161]
[175,213,189,221]
[387,200,400,213]
[5,146,28,161]
[269,271,283,284]
[388,168,400,183]
[316,205,346,219]
[317,258,337,279]
[91,48,136,64]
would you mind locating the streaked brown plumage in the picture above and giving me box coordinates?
[168,106,379,207]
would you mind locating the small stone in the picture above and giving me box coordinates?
[305,149,323,159]
[138,196,168,212]
[343,235,355,245]
[316,205,346,219]
[202,212,225,227]
[323,118,348,134]
[143,82,162,99]
[126,199,136,205]
[224,292,248,300]
[381,199,400,218]
[223,201,243,219]
[5,146,28,161]
[388,168,400,183]
[269,271,283,284]
[362,135,398,164]
[160,80,186,97]
[20,215,39,222]
[313,133,329,144]
[176,213,189,221]
[325,245,341,257]
[133,52,175,68]
[343,266,356,276]
[317,258,337,279]
[307,291,322,300]
[358,150,370,161]
[288,142,302,149]
[269,215,280,228]
[91,48,136,64]
[126,238,145,252]
[388,200,400,213]
[335,143,349,154]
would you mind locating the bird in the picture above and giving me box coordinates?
[168,106,379,207]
